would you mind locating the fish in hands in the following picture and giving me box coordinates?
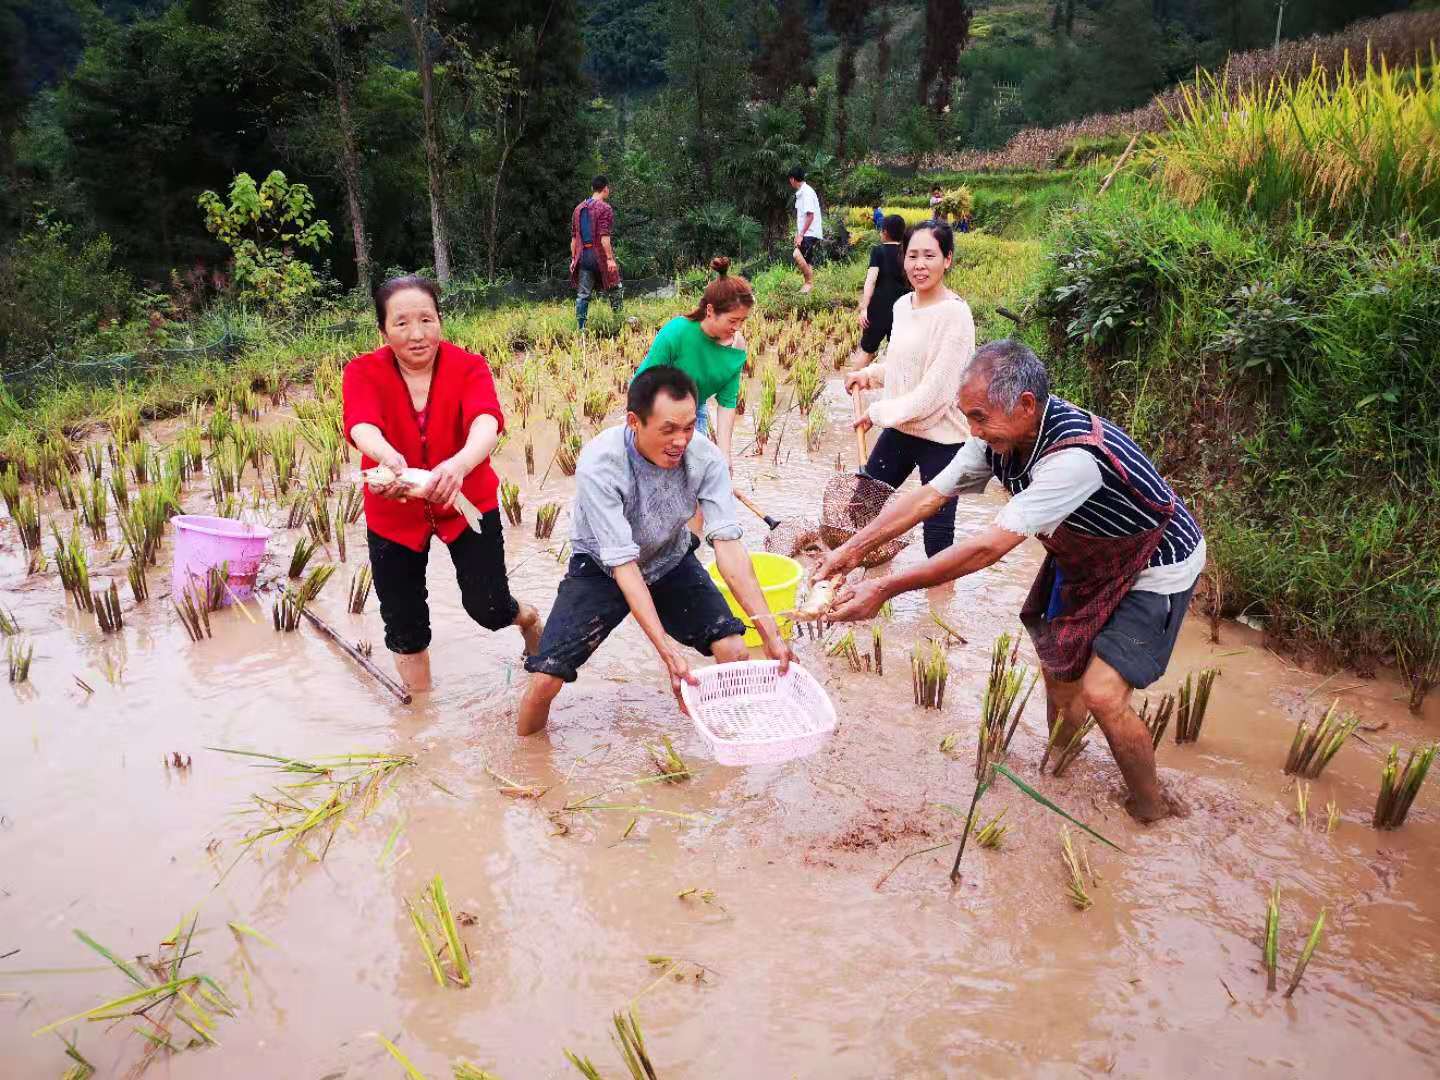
[359,465,484,533]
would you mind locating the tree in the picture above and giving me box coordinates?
[661,0,749,200]
[403,0,450,283]
[917,0,971,114]
[827,0,868,162]
[197,170,332,310]
[751,0,815,106]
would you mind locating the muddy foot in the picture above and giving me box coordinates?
[1124,789,1190,824]
[516,604,544,658]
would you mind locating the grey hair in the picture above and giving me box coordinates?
[964,339,1050,412]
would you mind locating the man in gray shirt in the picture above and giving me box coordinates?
[518,366,792,735]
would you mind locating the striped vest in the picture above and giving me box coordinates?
[985,397,1203,569]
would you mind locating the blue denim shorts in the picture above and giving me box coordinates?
[694,403,709,436]
[523,539,745,683]
[1092,584,1197,690]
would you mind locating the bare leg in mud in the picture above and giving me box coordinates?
[514,602,544,657]
[1044,658,1170,822]
[517,673,563,736]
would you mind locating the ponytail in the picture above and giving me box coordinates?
[685,257,755,321]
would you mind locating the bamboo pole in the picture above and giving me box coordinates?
[300,607,412,704]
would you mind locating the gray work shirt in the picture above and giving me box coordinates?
[570,425,743,583]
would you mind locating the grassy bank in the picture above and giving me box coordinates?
[1030,56,1440,693]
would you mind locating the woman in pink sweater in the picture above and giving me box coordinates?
[844,220,974,555]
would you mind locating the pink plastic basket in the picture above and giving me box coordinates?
[680,660,837,766]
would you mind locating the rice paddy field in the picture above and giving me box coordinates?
[2,275,1439,1078]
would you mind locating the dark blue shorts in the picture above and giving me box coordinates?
[523,542,746,683]
[1092,584,1196,690]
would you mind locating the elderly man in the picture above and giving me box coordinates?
[818,340,1206,821]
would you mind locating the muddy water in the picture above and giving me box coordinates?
[2,379,1438,1078]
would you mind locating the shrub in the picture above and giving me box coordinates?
[839,163,890,207]
[673,202,762,270]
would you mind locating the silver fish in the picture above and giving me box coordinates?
[359,465,484,533]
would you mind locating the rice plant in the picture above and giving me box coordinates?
[174,589,212,641]
[337,484,364,526]
[109,393,141,445]
[53,523,94,612]
[33,918,237,1067]
[1060,826,1093,911]
[911,640,948,709]
[792,356,823,415]
[306,498,334,544]
[1174,668,1218,744]
[565,1009,659,1080]
[54,467,78,511]
[1285,909,1327,998]
[535,502,561,539]
[753,393,776,455]
[348,564,373,614]
[288,537,318,579]
[119,484,175,565]
[557,433,582,476]
[828,630,866,672]
[213,747,412,861]
[7,636,34,683]
[976,631,1036,779]
[11,489,44,553]
[0,603,18,635]
[334,505,348,562]
[285,489,311,529]
[1283,701,1359,778]
[1372,743,1437,830]
[405,874,472,989]
[77,475,108,541]
[125,439,154,486]
[804,406,825,452]
[1294,781,1310,829]
[500,480,522,526]
[1044,714,1098,777]
[107,470,129,510]
[1325,799,1340,834]
[974,809,1008,849]
[524,437,535,476]
[272,564,337,632]
[1264,883,1281,991]
[646,735,692,783]
[871,624,884,676]
[81,440,104,481]
[1139,693,1175,749]
[0,462,19,515]
[127,558,149,603]
[268,431,297,496]
[583,386,612,425]
[93,580,124,633]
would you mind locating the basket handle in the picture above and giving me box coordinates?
[851,389,868,465]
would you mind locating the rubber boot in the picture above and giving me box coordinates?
[393,649,432,693]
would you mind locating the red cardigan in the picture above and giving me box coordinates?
[343,341,505,550]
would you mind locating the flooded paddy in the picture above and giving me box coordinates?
[2,378,1438,1078]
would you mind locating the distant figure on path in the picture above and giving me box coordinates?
[929,185,946,222]
[850,213,912,370]
[570,174,622,332]
[872,205,885,230]
[787,167,823,295]
[819,341,1207,822]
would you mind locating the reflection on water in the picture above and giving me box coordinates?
[1,379,1437,1078]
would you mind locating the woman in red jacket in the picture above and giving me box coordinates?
[343,275,542,692]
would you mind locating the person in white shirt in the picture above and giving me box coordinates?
[817,340,1206,823]
[787,167,824,294]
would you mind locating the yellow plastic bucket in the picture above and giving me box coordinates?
[706,552,803,646]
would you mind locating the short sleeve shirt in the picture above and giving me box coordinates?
[795,183,823,238]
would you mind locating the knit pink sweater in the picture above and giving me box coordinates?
[860,291,973,444]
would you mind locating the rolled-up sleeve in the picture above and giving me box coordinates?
[695,455,742,545]
[342,360,385,447]
[928,437,991,497]
[994,448,1102,537]
[460,355,506,437]
[573,459,640,568]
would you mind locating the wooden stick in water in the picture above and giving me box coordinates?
[300,607,412,704]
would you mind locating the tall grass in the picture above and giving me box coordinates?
[1161,54,1440,234]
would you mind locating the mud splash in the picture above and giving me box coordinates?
[2,380,1437,1078]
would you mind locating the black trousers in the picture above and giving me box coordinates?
[864,428,963,557]
[367,509,520,654]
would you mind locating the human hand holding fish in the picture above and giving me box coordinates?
[359,464,485,533]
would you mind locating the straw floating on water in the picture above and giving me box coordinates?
[645,736,691,783]
[405,874,472,989]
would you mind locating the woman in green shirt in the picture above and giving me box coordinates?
[634,257,753,466]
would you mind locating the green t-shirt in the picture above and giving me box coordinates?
[634,316,746,409]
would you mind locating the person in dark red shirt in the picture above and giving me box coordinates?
[343,275,542,692]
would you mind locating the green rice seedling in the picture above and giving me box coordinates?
[792,356,823,415]
[0,462,19,515]
[1045,715,1098,778]
[1060,826,1093,911]
[804,405,824,452]
[268,431,297,496]
[285,489,311,529]
[211,439,246,495]
[1372,743,1437,830]
[1139,693,1174,750]
[93,580,124,633]
[109,393,141,445]
[1284,908,1326,998]
[118,485,175,565]
[7,636,34,683]
[1295,782,1310,829]
[13,492,41,551]
[348,564,372,614]
[565,1009,659,1080]
[453,1064,501,1080]
[1174,668,1218,744]
[77,475,108,541]
[1284,701,1359,778]
[52,524,94,612]
[34,917,238,1066]
[911,640,948,709]
[288,536,318,579]
[828,630,866,672]
[500,480,522,526]
[557,432,582,476]
[753,393,776,455]
[335,484,364,527]
[178,423,205,475]
[200,562,229,613]
[334,505,348,562]
[213,747,413,860]
[82,440,105,480]
[405,874,472,988]
[939,731,960,755]
[125,440,155,486]
[977,632,1036,780]
[524,437,535,476]
[974,809,1008,849]
[59,1032,95,1078]
[1325,799,1339,834]
[0,603,17,635]
[1263,882,1281,991]
[174,588,212,641]
[107,469,129,510]
[535,502,561,539]
[54,467,78,511]
[583,386,612,425]
[306,498,334,544]
[930,611,966,644]
[646,735,692,782]
[127,558,149,603]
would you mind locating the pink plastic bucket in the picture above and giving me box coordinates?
[170,515,271,606]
